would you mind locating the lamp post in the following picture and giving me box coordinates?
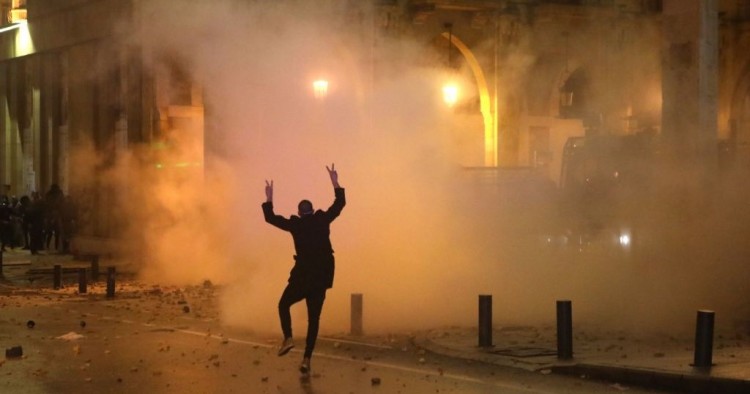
[443,84,459,107]
[313,79,329,99]
[442,23,459,107]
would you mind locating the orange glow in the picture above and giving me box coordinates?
[313,79,329,99]
[442,83,459,107]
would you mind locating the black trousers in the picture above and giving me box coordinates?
[278,282,327,358]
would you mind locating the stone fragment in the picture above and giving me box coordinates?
[57,332,84,341]
[371,377,381,385]
[5,346,23,358]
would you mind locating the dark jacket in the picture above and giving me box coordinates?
[262,187,346,288]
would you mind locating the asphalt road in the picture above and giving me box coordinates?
[1,283,671,394]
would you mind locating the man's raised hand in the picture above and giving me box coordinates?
[326,164,340,188]
[265,180,273,202]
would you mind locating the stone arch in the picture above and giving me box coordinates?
[558,67,591,121]
[440,31,496,167]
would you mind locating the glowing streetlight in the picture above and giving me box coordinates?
[443,83,459,107]
[313,79,329,99]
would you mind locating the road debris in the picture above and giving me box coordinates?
[5,346,23,358]
[57,332,84,341]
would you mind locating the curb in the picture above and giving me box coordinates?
[415,334,750,393]
[552,364,750,394]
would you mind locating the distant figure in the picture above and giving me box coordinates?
[0,184,10,205]
[27,193,46,255]
[0,198,11,252]
[45,184,63,251]
[262,164,346,376]
[60,195,77,254]
[18,196,31,250]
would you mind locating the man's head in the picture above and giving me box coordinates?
[298,200,314,216]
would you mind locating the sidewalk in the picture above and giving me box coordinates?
[0,248,133,290]
[414,325,750,393]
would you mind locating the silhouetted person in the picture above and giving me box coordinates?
[45,184,63,251]
[0,199,11,252]
[27,195,45,255]
[262,164,345,376]
[60,195,76,253]
[0,184,10,206]
[18,196,31,249]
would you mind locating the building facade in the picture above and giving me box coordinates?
[0,0,747,250]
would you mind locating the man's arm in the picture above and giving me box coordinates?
[324,164,345,222]
[262,180,291,231]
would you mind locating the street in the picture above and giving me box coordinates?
[1,280,668,394]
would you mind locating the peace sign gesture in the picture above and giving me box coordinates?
[326,164,340,188]
[265,179,273,202]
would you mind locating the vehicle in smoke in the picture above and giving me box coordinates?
[553,129,743,255]
[556,131,656,253]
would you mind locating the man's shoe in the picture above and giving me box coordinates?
[299,357,311,375]
[277,338,294,356]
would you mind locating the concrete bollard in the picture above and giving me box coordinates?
[350,293,363,336]
[693,310,715,368]
[478,295,492,348]
[53,265,62,289]
[106,267,116,298]
[556,300,573,360]
[78,268,87,294]
[90,255,100,281]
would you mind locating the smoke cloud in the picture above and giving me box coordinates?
[77,0,750,338]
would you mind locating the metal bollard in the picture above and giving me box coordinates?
[0,249,3,274]
[78,268,87,294]
[478,295,492,348]
[53,265,62,290]
[90,255,100,282]
[350,293,363,336]
[693,310,715,368]
[557,300,573,360]
[106,267,116,298]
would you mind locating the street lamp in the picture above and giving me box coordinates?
[313,79,329,99]
[443,84,458,107]
[442,22,459,107]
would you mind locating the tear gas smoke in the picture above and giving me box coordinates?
[78,0,750,337]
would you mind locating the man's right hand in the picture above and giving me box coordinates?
[265,180,273,202]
